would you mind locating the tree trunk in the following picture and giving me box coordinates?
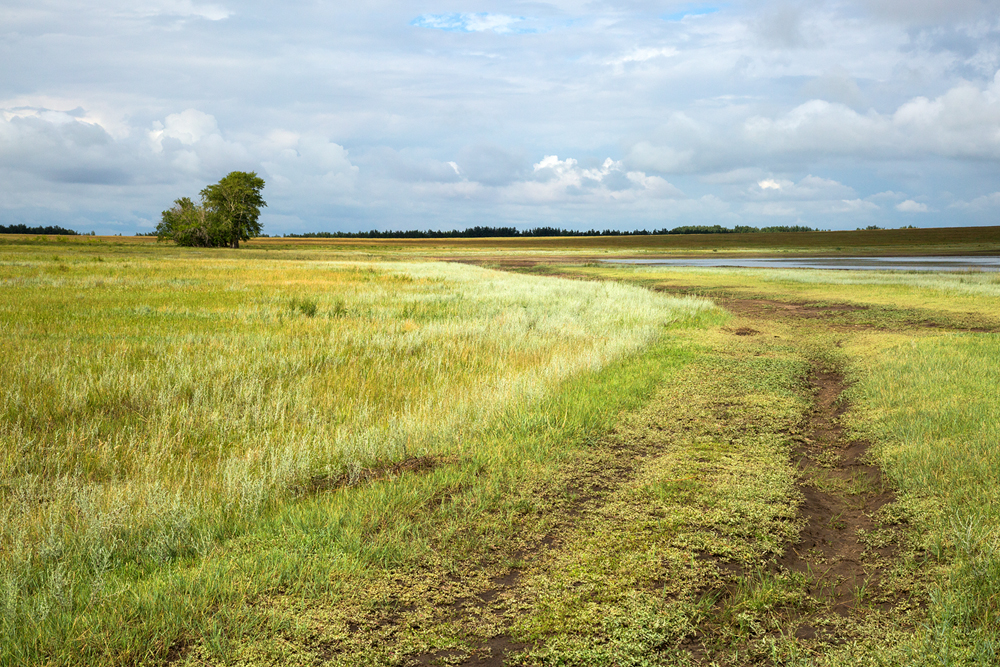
[232,238,239,249]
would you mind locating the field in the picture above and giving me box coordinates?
[1,231,999,666]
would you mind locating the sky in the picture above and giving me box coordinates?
[2,1,1000,234]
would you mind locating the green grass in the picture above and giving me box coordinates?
[0,240,721,665]
[4,236,1000,665]
[846,334,1000,664]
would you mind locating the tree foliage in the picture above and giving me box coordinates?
[157,172,266,248]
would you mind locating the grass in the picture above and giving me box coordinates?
[3,224,1000,257]
[3,235,1000,665]
[845,334,1000,663]
[0,240,719,665]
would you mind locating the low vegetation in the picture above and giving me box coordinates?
[1,235,998,665]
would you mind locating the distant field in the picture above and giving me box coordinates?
[2,236,999,665]
[3,224,1000,257]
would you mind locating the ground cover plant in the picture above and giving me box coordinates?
[2,235,999,665]
[0,240,716,664]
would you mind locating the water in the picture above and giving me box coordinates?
[602,256,1000,272]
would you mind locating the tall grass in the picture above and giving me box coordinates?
[847,334,1000,663]
[0,248,718,662]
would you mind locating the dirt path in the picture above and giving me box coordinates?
[392,289,918,666]
[777,364,901,635]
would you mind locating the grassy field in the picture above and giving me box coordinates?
[1,234,999,665]
[5,224,1000,258]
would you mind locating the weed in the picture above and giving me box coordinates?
[289,295,318,316]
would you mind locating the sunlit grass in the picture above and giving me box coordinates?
[846,334,1000,662]
[0,243,720,663]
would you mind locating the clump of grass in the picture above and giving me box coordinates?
[329,297,347,317]
[289,295,318,317]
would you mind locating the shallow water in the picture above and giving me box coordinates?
[603,256,1000,272]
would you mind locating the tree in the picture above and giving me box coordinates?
[156,197,229,247]
[156,172,266,248]
[199,171,267,248]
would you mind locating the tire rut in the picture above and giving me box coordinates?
[776,364,903,634]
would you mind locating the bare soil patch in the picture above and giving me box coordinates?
[780,366,901,618]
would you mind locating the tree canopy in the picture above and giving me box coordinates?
[156,171,266,248]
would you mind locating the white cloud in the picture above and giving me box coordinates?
[868,190,908,201]
[626,141,695,174]
[259,133,358,196]
[750,175,856,200]
[521,156,682,202]
[148,109,219,150]
[744,73,1000,159]
[606,47,680,70]
[830,198,881,213]
[951,191,1000,209]
[411,13,531,34]
[896,199,929,212]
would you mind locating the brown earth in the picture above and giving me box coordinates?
[777,364,901,636]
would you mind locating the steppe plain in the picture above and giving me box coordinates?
[2,226,1000,666]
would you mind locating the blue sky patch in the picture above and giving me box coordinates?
[411,13,533,34]
[663,6,720,22]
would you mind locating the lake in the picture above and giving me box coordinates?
[602,256,1000,272]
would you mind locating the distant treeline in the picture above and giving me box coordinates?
[0,224,79,235]
[284,224,817,239]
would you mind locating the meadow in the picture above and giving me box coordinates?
[1,233,999,665]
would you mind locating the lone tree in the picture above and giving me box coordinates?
[156,171,266,248]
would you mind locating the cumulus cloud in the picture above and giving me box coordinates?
[744,73,1000,159]
[5,0,1000,232]
[896,199,929,212]
[626,141,696,174]
[750,175,856,200]
[148,109,219,150]
[519,156,682,202]
[259,132,358,196]
[0,108,133,185]
[951,191,1000,209]
[801,69,867,110]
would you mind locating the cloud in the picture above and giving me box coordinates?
[896,199,929,212]
[663,7,720,22]
[830,198,880,213]
[363,147,462,184]
[149,0,230,21]
[259,133,358,197]
[801,68,867,110]
[750,175,856,200]
[5,0,1000,232]
[148,109,218,149]
[520,156,683,202]
[868,190,908,201]
[606,47,680,69]
[0,109,134,185]
[743,73,1000,159]
[455,145,529,186]
[626,141,696,174]
[750,5,812,49]
[411,13,532,34]
[951,191,1000,209]
[861,0,998,25]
